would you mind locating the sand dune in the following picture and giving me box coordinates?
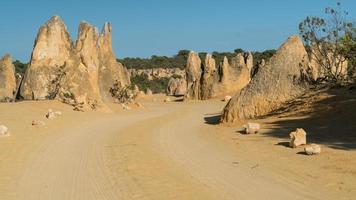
[0,94,355,199]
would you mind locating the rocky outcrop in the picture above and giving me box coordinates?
[98,23,130,101]
[129,68,185,80]
[185,51,202,100]
[58,22,103,109]
[289,128,307,148]
[20,16,72,100]
[167,78,187,96]
[304,144,321,155]
[184,51,252,100]
[0,55,16,102]
[308,45,348,82]
[201,54,217,100]
[221,35,309,123]
[20,16,130,110]
[215,54,251,98]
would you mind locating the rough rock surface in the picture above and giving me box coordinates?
[167,78,187,96]
[32,120,46,126]
[308,45,349,82]
[184,52,252,100]
[0,54,16,102]
[98,23,130,101]
[201,54,217,100]
[46,109,62,119]
[289,128,307,148]
[243,123,260,134]
[215,54,251,98]
[129,68,185,80]
[304,144,321,155]
[58,22,103,109]
[185,51,202,100]
[146,88,153,95]
[20,16,72,100]
[20,16,130,110]
[223,95,232,102]
[221,35,309,123]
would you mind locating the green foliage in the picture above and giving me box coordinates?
[212,51,236,65]
[119,49,276,71]
[13,60,28,75]
[110,81,136,103]
[171,74,182,79]
[234,48,244,54]
[252,49,277,66]
[130,74,169,94]
[299,2,355,83]
[118,50,190,70]
[340,29,356,78]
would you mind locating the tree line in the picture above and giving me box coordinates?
[117,49,276,70]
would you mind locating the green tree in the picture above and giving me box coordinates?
[13,60,28,75]
[299,2,355,83]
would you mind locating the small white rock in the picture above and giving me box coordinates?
[46,109,62,119]
[243,123,260,134]
[0,125,10,137]
[289,128,307,148]
[32,120,46,126]
[54,111,62,116]
[121,103,131,110]
[224,95,232,102]
[304,144,321,155]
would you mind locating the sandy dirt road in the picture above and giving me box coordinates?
[0,99,355,200]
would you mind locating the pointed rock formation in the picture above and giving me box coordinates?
[98,23,130,101]
[213,54,251,98]
[308,44,348,82]
[185,51,201,100]
[220,56,230,83]
[19,16,130,110]
[184,51,252,100]
[221,35,309,123]
[20,16,73,100]
[167,78,187,96]
[0,55,16,102]
[245,52,254,72]
[58,22,103,109]
[201,54,217,100]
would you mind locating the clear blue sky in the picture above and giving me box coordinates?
[0,0,355,62]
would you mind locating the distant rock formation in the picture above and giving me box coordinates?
[0,54,16,102]
[221,35,309,123]
[167,77,187,96]
[98,23,130,101]
[20,16,72,100]
[185,51,202,100]
[184,51,252,100]
[307,44,348,82]
[214,54,251,98]
[19,16,130,110]
[200,54,217,100]
[129,68,185,80]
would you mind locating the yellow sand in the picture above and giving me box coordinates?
[0,94,355,200]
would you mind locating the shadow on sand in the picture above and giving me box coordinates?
[262,87,356,151]
[204,113,222,125]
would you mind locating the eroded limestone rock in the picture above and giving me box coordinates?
[289,128,307,148]
[20,16,131,110]
[221,35,309,123]
[0,54,16,102]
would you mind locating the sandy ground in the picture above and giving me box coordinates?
[0,92,355,200]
